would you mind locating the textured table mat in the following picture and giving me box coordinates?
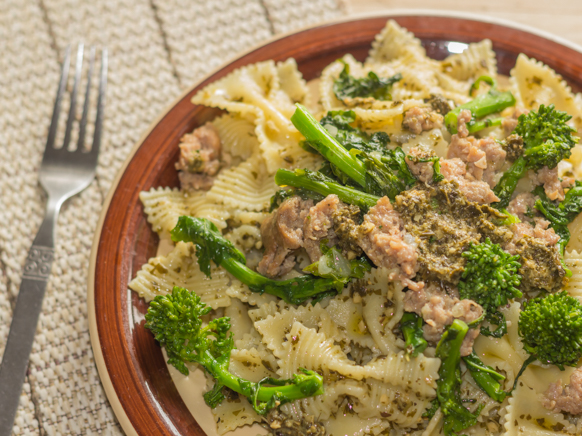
[1,0,581,435]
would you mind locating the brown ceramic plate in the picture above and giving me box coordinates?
[88,11,582,436]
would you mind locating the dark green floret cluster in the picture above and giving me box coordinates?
[145,287,324,414]
[444,76,516,135]
[494,104,579,208]
[333,62,402,102]
[458,238,522,337]
[171,216,367,304]
[518,291,582,370]
[400,312,428,357]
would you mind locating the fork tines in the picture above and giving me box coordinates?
[45,44,108,160]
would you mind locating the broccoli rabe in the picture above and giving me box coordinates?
[444,76,516,135]
[494,104,578,208]
[275,168,380,210]
[400,312,428,357]
[303,243,371,281]
[145,287,324,414]
[405,150,445,183]
[462,352,507,402]
[171,216,365,304]
[434,320,483,435]
[333,62,402,102]
[458,238,522,337]
[290,104,416,199]
[518,291,582,370]
[534,180,582,256]
[316,110,392,155]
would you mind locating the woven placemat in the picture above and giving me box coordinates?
[0,0,343,434]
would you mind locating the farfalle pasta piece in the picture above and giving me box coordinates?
[128,241,231,308]
[192,59,310,172]
[510,53,582,135]
[206,155,278,212]
[441,39,497,81]
[367,19,426,63]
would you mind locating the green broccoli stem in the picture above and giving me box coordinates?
[200,348,323,404]
[493,156,528,209]
[221,256,341,305]
[401,312,428,357]
[444,76,516,134]
[435,319,483,436]
[467,117,502,133]
[171,216,344,305]
[291,104,368,188]
[463,352,507,402]
[275,168,380,210]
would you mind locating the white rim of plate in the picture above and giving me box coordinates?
[87,9,582,436]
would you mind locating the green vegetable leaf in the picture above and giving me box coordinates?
[333,62,402,102]
[400,312,428,357]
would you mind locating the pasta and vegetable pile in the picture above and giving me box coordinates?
[129,20,582,436]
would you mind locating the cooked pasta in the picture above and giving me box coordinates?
[131,19,582,436]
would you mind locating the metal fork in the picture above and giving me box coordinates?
[0,44,107,435]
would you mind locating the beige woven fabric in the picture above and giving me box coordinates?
[0,0,344,434]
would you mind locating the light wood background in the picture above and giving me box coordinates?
[341,0,582,46]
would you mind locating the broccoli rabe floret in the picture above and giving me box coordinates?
[434,320,483,435]
[171,216,365,304]
[494,104,578,208]
[333,62,402,102]
[290,104,416,200]
[400,312,428,357]
[518,291,582,370]
[458,238,522,337]
[444,76,516,135]
[145,287,324,414]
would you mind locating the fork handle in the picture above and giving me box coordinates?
[0,199,60,435]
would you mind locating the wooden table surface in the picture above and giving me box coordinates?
[343,0,582,47]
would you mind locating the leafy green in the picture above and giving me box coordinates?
[317,110,391,155]
[462,352,507,402]
[534,180,582,257]
[333,62,402,102]
[494,104,578,208]
[303,243,371,282]
[171,216,355,304]
[518,291,582,370]
[435,320,484,435]
[406,151,445,183]
[444,76,516,135]
[145,287,324,414]
[400,312,428,357]
[458,238,522,337]
[290,104,416,200]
